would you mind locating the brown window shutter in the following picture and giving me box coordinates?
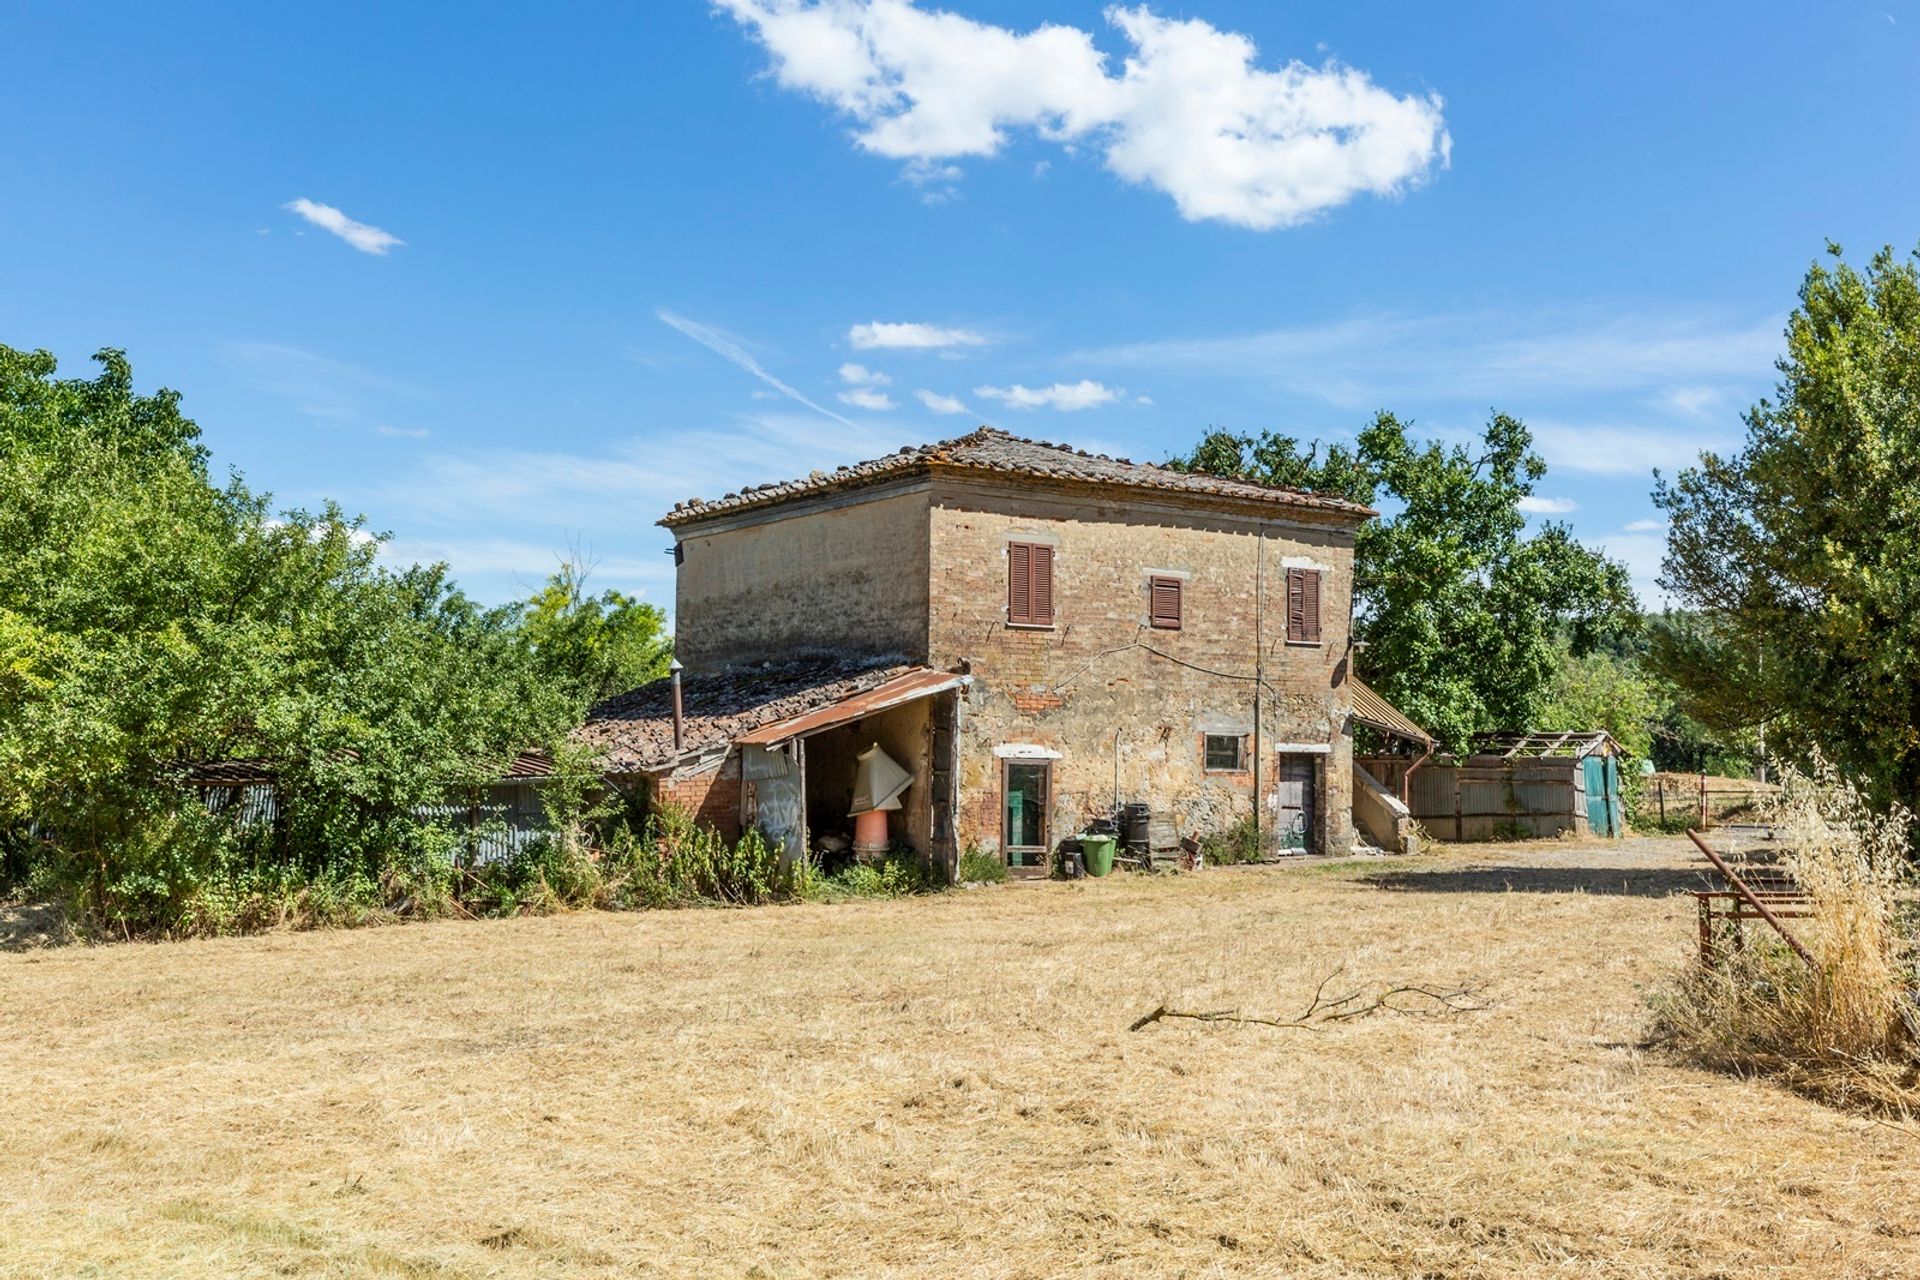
[1303,570,1321,643]
[1030,544,1055,625]
[1286,568,1306,641]
[1008,542,1032,624]
[1149,576,1182,629]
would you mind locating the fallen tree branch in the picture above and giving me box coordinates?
[1130,970,1488,1033]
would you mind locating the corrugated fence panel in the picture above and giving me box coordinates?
[1393,758,1588,841]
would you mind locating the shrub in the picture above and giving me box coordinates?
[1650,755,1920,1112]
[957,847,1008,884]
[598,804,810,908]
[811,846,937,900]
[1201,814,1263,865]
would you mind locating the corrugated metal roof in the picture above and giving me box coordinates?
[660,427,1377,528]
[735,669,969,745]
[504,750,554,779]
[1350,677,1432,746]
[180,758,279,787]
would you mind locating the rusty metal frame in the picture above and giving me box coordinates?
[1687,829,1814,967]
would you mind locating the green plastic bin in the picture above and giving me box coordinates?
[1079,833,1117,877]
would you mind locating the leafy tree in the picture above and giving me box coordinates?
[0,345,573,929]
[1174,412,1638,748]
[522,557,671,708]
[1654,244,1920,805]
[1535,646,1662,761]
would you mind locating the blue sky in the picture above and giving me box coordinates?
[4,2,1918,610]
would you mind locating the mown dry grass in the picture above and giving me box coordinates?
[3,836,1917,1278]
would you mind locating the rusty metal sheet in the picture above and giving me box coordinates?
[734,670,968,746]
[1350,677,1432,746]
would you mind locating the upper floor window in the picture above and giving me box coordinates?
[1148,575,1183,630]
[1286,568,1323,644]
[1007,541,1055,627]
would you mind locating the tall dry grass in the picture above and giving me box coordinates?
[1652,754,1920,1112]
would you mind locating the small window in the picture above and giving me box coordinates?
[1007,541,1055,627]
[1148,575,1182,630]
[1286,568,1322,644]
[1203,734,1246,772]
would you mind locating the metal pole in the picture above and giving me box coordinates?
[669,659,685,753]
[1252,531,1263,854]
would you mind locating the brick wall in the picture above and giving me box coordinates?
[649,756,742,840]
[927,476,1361,859]
[672,484,931,672]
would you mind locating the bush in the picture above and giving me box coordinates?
[957,847,1008,884]
[811,846,937,900]
[1201,814,1263,865]
[1650,755,1920,1112]
[600,804,810,908]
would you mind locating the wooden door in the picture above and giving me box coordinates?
[1272,754,1317,853]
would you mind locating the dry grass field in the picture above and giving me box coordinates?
[3,835,1917,1279]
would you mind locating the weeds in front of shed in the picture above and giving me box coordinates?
[1650,756,1920,1113]
[808,846,939,901]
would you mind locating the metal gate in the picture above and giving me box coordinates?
[1271,754,1317,853]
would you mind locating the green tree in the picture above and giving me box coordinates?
[521,557,671,708]
[1654,244,1920,805]
[1536,646,1663,761]
[0,345,573,928]
[1175,412,1638,748]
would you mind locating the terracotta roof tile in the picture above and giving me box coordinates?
[575,653,926,774]
[660,427,1375,527]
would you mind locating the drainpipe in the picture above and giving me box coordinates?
[669,659,685,754]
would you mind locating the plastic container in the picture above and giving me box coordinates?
[1079,833,1117,877]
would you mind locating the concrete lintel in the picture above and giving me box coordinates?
[993,743,1063,760]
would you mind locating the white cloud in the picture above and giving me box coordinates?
[1134,394,1154,406]
[1623,518,1666,533]
[974,379,1120,411]
[281,198,404,255]
[1079,308,1781,409]
[1516,495,1577,515]
[849,321,990,350]
[658,309,857,427]
[1658,385,1723,417]
[716,1,1450,230]
[838,387,897,410]
[1524,421,1735,478]
[375,424,430,439]
[915,389,969,414]
[839,362,892,386]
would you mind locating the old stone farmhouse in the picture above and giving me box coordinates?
[577,427,1429,877]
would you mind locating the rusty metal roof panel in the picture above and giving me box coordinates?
[1474,730,1620,759]
[735,669,969,745]
[660,427,1376,528]
[1350,677,1432,747]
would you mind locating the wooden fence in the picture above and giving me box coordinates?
[1645,773,1779,828]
